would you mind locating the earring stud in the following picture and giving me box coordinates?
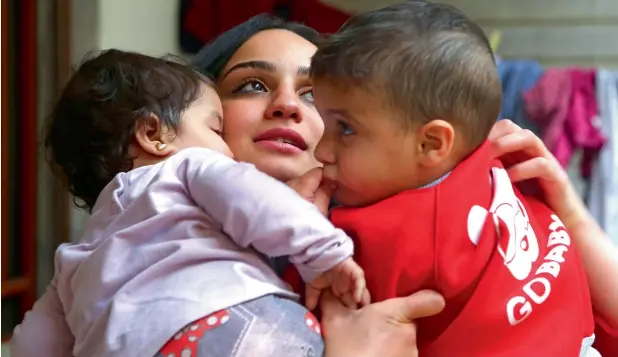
[156,142,167,150]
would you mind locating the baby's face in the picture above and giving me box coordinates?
[172,85,233,158]
[313,81,427,207]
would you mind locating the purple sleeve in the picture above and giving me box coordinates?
[180,148,354,282]
[11,277,75,357]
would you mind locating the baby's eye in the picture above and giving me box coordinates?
[212,129,223,137]
[337,121,355,136]
[300,89,314,104]
[233,80,267,94]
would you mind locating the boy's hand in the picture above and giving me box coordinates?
[305,257,370,311]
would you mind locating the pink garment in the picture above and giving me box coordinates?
[524,69,605,177]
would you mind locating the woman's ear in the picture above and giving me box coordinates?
[134,114,175,157]
[417,119,455,167]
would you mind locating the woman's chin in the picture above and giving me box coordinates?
[252,157,314,182]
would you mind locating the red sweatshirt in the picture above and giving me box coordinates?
[329,141,595,356]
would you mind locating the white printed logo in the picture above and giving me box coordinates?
[467,168,573,326]
[467,168,540,280]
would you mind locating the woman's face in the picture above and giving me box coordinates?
[217,29,323,182]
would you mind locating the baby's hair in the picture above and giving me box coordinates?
[311,0,502,150]
[44,49,213,212]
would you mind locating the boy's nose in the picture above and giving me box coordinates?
[314,136,336,165]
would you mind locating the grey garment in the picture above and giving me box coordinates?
[155,295,324,357]
[589,69,618,244]
[420,172,451,189]
[579,334,598,357]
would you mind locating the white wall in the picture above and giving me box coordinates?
[71,0,182,63]
[98,0,182,56]
[324,0,618,69]
[68,0,185,242]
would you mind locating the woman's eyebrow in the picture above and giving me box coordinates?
[222,60,276,79]
[297,66,310,76]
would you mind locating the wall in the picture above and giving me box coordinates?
[324,0,618,69]
[98,0,182,57]
[67,0,184,243]
[72,0,181,61]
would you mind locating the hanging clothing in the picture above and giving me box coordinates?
[179,0,351,53]
[588,69,618,243]
[180,0,276,53]
[497,60,545,131]
[524,69,606,177]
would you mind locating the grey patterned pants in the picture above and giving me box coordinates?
[155,295,324,357]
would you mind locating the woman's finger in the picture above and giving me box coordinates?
[505,157,559,183]
[487,119,521,142]
[491,129,551,163]
[376,290,445,323]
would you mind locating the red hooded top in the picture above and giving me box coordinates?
[329,141,595,357]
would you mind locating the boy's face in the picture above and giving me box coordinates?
[313,81,427,207]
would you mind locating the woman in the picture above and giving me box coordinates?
[11,15,616,357]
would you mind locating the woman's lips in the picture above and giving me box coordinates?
[254,128,308,155]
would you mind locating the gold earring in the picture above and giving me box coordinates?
[156,142,167,151]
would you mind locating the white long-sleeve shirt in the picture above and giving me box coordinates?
[11,148,353,357]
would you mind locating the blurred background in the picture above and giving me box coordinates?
[2,0,618,347]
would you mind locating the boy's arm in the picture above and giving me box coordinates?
[180,148,353,282]
[11,277,74,357]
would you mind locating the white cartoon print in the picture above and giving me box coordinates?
[467,167,540,280]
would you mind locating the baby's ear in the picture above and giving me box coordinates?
[416,119,455,167]
[134,114,175,157]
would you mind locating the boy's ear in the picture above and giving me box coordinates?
[134,114,175,157]
[416,119,455,167]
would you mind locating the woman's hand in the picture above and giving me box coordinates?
[488,119,588,230]
[320,290,445,357]
[489,120,618,328]
[287,167,334,215]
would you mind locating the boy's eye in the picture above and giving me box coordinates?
[337,121,355,136]
[233,80,267,94]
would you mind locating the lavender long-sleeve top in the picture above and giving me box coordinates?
[11,148,353,357]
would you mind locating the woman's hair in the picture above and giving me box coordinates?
[192,13,320,79]
[45,49,211,212]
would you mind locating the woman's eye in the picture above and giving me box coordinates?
[300,89,314,104]
[233,80,267,94]
[338,121,355,136]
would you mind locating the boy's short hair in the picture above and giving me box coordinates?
[311,0,502,149]
[45,49,212,212]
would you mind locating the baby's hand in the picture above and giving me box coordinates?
[305,257,370,311]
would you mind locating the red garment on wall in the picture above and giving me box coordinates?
[181,0,351,53]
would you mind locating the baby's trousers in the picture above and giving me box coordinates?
[155,295,324,357]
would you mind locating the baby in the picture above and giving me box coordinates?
[309,1,598,356]
[36,49,366,357]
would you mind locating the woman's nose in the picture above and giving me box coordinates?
[265,90,303,123]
